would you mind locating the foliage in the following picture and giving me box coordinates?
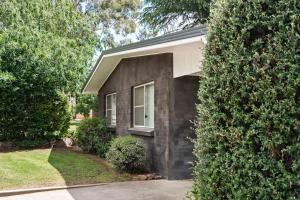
[106,135,147,173]
[0,64,71,141]
[13,138,50,149]
[0,72,15,86]
[62,130,79,141]
[77,118,112,157]
[0,0,142,142]
[76,94,98,117]
[69,120,80,132]
[0,0,97,141]
[0,0,98,93]
[141,0,211,31]
[78,0,142,48]
[192,0,300,199]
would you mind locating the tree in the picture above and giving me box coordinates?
[0,0,142,92]
[76,94,98,117]
[0,28,72,141]
[0,0,97,140]
[0,0,98,93]
[0,0,142,141]
[78,0,142,48]
[141,0,211,32]
[193,0,300,199]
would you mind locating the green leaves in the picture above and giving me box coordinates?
[0,71,15,83]
[141,0,211,31]
[0,0,142,142]
[106,136,147,173]
[0,0,96,140]
[193,0,300,199]
[76,94,98,117]
[77,118,112,157]
[0,0,98,93]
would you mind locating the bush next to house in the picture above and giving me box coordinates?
[77,118,112,157]
[192,0,300,199]
[106,135,147,173]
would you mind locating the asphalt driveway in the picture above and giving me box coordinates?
[1,180,192,200]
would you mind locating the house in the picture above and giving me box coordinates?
[82,26,207,179]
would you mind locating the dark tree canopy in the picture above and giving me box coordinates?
[193,0,300,199]
[141,0,211,31]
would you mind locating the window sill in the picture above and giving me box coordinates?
[128,127,154,137]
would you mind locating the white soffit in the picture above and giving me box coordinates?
[173,40,206,78]
[83,35,207,94]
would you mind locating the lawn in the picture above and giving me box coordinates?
[69,120,80,132]
[0,148,132,190]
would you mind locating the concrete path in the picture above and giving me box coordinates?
[0,180,192,200]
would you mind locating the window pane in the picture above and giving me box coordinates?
[107,110,112,124]
[145,84,154,127]
[112,94,116,125]
[106,95,112,109]
[134,86,144,106]
[111,113,116,125]
[135,106,144,126]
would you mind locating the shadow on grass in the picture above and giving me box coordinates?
[48,147,132,186]
[47,147,134,200]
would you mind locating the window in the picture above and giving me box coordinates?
[134,82,154,128]
[106,93,116,126]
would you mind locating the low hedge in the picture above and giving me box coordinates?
[77,118,112,157]
[13,138,50,149]
[106,135,147,173]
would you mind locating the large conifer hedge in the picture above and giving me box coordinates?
[193,0,300,199]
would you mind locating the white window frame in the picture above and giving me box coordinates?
[106,93,117,126]
[133,81,154,128]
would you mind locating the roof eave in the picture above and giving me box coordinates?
[82,25,208,94]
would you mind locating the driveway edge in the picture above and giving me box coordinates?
[0,183,108,197]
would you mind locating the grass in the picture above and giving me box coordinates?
[0,148,132,190]
[69,120,80,132]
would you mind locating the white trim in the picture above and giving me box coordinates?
[134,105,144,108]
[82,35,206,93]
[133,81,154,128]
[83,56,104,93]
[105,92,117,126]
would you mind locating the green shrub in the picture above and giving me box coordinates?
[77,118,112,157]
[0,85,71,142]
[14,138,49,149]
[192,0,300,199]
[62,130,79,141]
[106,135,147,173]
[75,94,98,117]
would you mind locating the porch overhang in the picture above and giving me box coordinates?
[82,26,207,94]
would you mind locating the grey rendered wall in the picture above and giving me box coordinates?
[168,76,199,179]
